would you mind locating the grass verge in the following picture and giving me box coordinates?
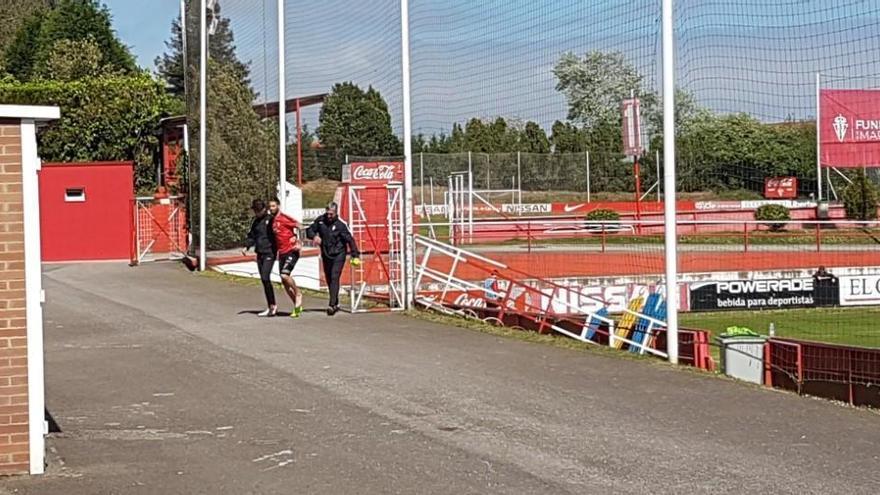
[681,306,880,349]
[405,307,668,365]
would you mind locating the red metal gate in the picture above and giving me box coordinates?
[131,195,188,265]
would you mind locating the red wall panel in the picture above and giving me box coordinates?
[38,162,133,261]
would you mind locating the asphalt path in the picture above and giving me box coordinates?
[2,262,878,494]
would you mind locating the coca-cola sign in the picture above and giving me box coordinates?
[349,162,403,184]
[764,177,797,199]
[454,293,486,308]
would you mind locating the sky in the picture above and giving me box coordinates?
[102,0,880,136]
[103,0,179,68]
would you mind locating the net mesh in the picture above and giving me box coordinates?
[192,1,880,369]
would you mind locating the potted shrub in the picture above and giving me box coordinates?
[754,204,790,232]
[586,208,620,222]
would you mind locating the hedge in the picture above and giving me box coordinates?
[0,73,181,192]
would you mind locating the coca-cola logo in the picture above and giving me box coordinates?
[352,163,398,182]
[454,293,486,308]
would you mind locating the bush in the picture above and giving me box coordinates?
[586,208,620,222]
[754,204,789,231]
[842,169,879,221]
[0,74,180,192]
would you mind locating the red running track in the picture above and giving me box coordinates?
[418,249,880,281]
[217,248,879,285]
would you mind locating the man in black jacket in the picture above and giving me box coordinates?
[306,202,360,315]
[241,199,278,316]
[812,266,839,307]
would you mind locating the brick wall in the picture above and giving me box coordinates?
[0,119,29,475]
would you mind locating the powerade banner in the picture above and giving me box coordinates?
[820,89,880,168]
[689,278,822,311]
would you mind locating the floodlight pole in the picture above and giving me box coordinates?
[198,0,208,271]
[180,0,190,150]
[278,0,287,203]
[401,0,415,308]
[662,0,679,364]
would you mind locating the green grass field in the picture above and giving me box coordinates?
[681,306,880,349]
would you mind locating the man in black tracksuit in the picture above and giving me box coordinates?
[306,202,360,315]
[241,199,278,316]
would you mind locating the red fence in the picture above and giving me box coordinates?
[130,195,189,265]
[765,338,880,407]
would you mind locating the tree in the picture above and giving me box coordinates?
[197,60,278,248]
[520,121,550,153]
[447,123,465,151]
[412,133,428,153]
[317,82,401,156]
[0,74,181,192]
[463,118,488,151]
[3,13,44,80]
[4,0,136,81]
[553,51,655,130]
[426,133,451,153]
[842,169,880,221]
[43,38,105,81]
[156,1,250,98]
[291,124,328,181]
[0,0,51,56]
[674,113,816,194]
[550,121,586,153]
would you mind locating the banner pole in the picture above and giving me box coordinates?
[277,0,287,203]
[816,72,823,201]
[586,150,591,203]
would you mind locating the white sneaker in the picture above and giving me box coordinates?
[258,307,277,317]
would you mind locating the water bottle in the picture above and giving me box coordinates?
[768,322,775,337]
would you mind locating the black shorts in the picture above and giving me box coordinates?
[279,250,300,276]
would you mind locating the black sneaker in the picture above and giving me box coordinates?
[327,305,339,316]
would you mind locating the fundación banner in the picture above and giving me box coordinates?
[820,89,880,168]
[689,278,823,311]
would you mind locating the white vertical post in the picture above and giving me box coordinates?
[198,0,208,271]
[585,150,591,203]
[656,149,661,202]
[815,73,823,201]
[467,151,474,239]
[662,0,678,364]
[401,0,415,308]
[419,152,424,212]
[21,120,45,474]
[516,151,522,206]
[447,176,453,222]
[278,0,287,203]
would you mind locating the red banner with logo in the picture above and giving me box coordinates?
[820,89,880,168]
[764,177,797,199]
[347,162,404,184]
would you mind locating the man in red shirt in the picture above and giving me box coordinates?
[269,198,303,317]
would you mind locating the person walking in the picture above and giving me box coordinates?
[306,202,360,315]
[242,199,278,317]
[268,198,303,317]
